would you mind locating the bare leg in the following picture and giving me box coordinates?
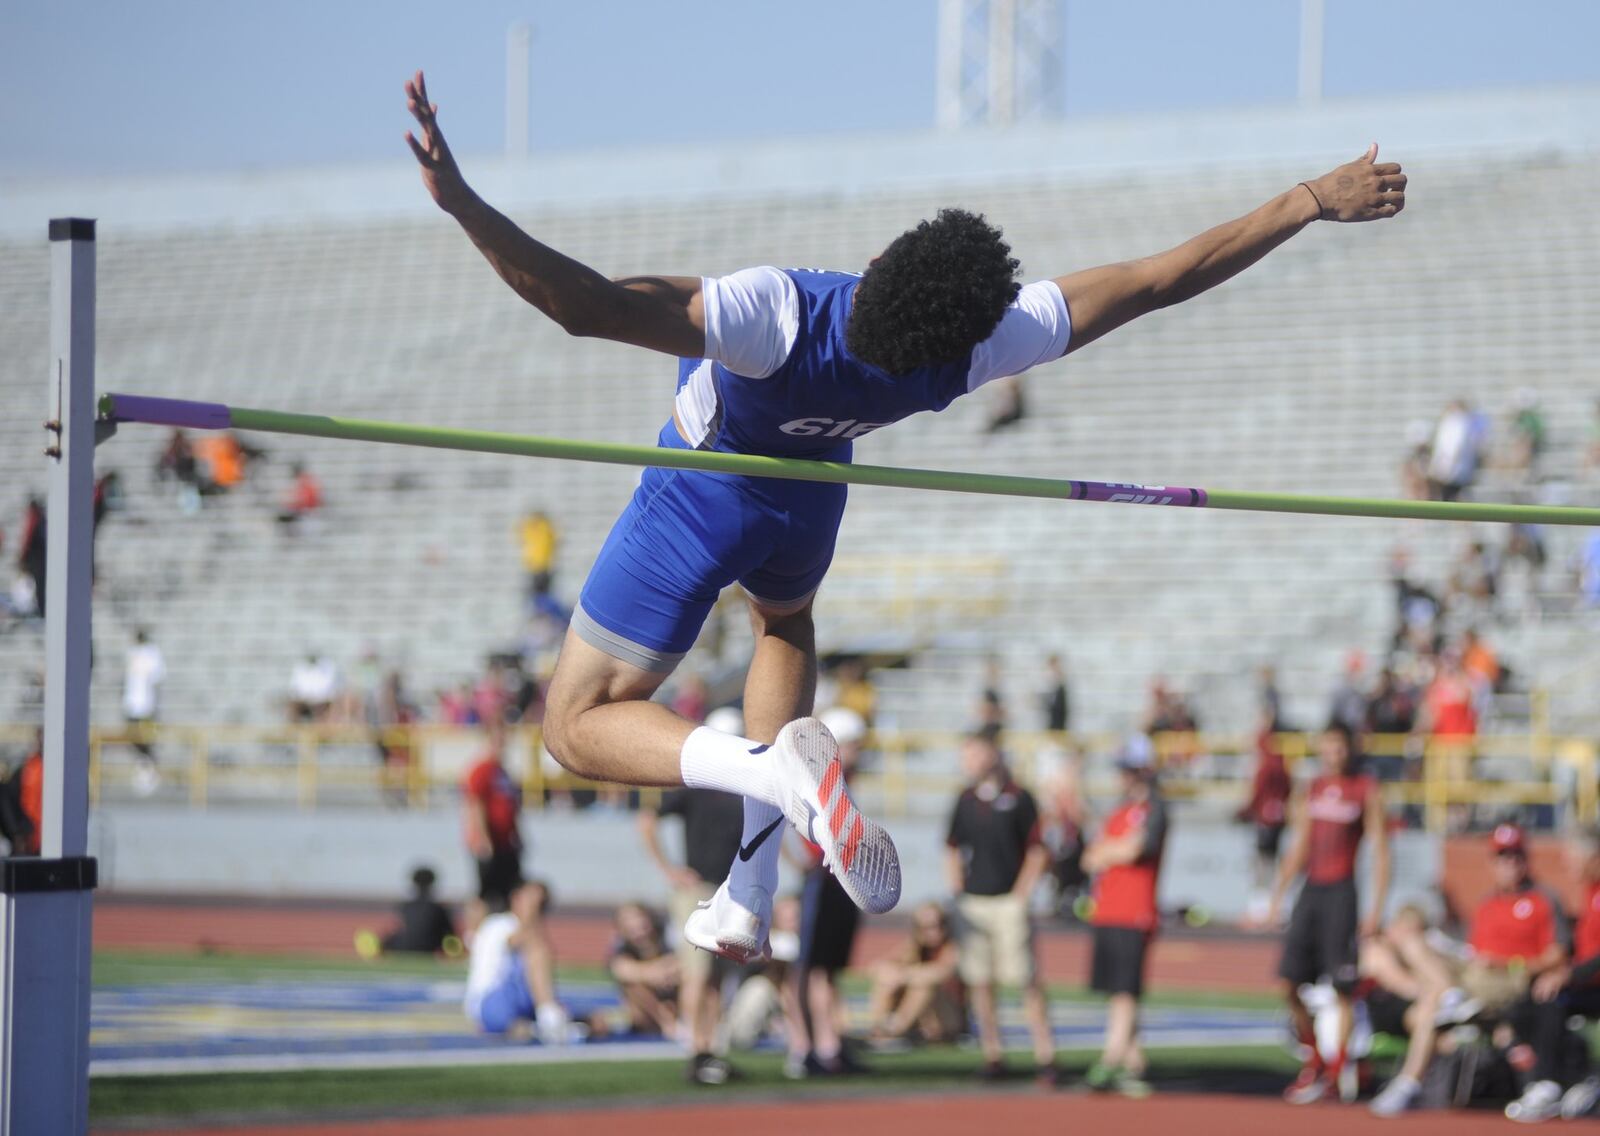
[1285,981,1315,1054]
[807,969,844,1061]
[680,966,709,1052]
[521,914,558,1008]
[1397,990,1442,1083]
[885,979,939,1037]
[1102,992,1138,1069]
[740,598,818,743]
[542,630,690,784]
[695,970,722,1055]
[971,982,1002,1064]
[1023,981,1055,1067]
[867,961,906,1027]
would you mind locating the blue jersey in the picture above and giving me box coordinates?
[674,268,1061,461]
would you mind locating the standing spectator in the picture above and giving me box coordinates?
[16,497,45,617]
[974,657,1006,736]
[606,901,681,1038]
[122,628,166,795]
[945,732,1055,1083]
[1258,664,1289,731]
[1326,651,1368,735]
[288,652,340,723]
[1427,398,1484,501]
[1143,678,1200,764]
[462,880,569,1042]
[1038,745,1091,918]
[1460,628,1501,692]
[1267,724,1392,1105]
[1082,740,1169,1098]
[1365,667,1417,785]
[787,707,871,1079]
[462,721,524,913]
[866,902,965,1046]
[638,705,745,1086]
[373,669,418,805]
[1039,654,1070,733]
[1416,652,1481,787]
[275,462,324,535]
[517,510,560,614]
[1505,828,1600,1122]
[1237,719,1292,907]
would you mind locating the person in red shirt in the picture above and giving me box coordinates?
[1267,722,1392,1105]
[1082,738,1169,1098]
[1237,721,1292,902]
[461,721,524,912]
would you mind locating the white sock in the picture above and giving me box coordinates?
[680,726,779,805]
[727,798,785,896]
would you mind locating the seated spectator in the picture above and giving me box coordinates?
[1504,829,1600,1122]
[1448,541,1500,615]
[276,462,324,534]
[193,431,254,494]
[1462,825,1567,1025]
[721,895,802,1052]
[1460,628,1502,692]
[364,866,457,956]
[1504,389,1545,481]
[288,652,340,722]
[867,902,965,1047]
[1363,904,1472,1116]
[462,880,571,1043]
[606,902,680,1038]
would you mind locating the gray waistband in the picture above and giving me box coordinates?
[571,604,687,674]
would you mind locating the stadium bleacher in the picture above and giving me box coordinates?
[2,142,1598,740]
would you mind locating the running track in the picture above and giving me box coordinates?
[162,1091,1521,1136]
[94,900,1280,993]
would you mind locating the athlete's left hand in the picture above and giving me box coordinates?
[1301,144,1406,222]
[404,70,472,215]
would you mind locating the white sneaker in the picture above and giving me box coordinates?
[771,717,901,914]
[684,879,772,964]
[535,1002,577,1045]
[1561,1076,1600,1120]
[1369,1075,1421,1117]
[1506,1079,1564,1123]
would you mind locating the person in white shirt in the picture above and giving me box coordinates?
[462,880,571,1043]
[288,652,340,723]
[123,628,166,794]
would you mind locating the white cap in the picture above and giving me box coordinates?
[705,706,744,736]
[820,707,868,746]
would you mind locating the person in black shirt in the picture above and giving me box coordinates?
[1039,654,1070,733]
[606,901,681,1037]
[366,866,458,956]
[945,733,1055,1083]
[640,773,744,1085]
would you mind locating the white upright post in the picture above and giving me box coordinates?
[0,217,99,1136]
[505,22,532,157]
[1298,0,1325,105]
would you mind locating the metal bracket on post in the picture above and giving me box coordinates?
[2,216,99,1136]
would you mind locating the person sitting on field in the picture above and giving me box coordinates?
[866,901,965,1048]
[1363,903,1475,1116]
[606,901,681,1038]
[375,866,457,955]
[1267,723,1392,1105]
[462,880,573,1043]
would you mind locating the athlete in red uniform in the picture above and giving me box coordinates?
[1267,723,1391,1104]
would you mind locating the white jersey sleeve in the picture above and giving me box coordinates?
[700,266,800,379]
[966,280,1072,392]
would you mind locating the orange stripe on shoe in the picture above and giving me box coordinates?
[818,760,843,809]
[829,794,851,840]
[838,814,866,872]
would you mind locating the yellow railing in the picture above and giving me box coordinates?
[1,723,1594,829]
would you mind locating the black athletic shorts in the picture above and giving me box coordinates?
[798,867,860,973]
[1278,879,1360,991]
[477,848,525,912]
[1090,924,1152,997]
[1255,823,1286,859]
[1366,988,1414,1037]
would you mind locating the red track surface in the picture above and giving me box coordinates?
[158,1092,1522,1136]
[93,900,1280,993]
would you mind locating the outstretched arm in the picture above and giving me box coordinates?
[1056,145,1406,355]
[404,71,705,357]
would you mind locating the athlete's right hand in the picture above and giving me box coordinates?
[405,70,472,215]
[1300,144,1406,222]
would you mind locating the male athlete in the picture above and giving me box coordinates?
[403,69,1406,962]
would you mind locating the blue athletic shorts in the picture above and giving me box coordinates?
[474,956,536,1034]
[575,422,848,672]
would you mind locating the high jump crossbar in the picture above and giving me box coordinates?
[100,393,1600,528]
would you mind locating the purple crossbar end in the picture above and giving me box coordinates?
[101,393,232,431]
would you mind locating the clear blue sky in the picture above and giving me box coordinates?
[3,0,1598,177]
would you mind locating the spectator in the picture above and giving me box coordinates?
[945,732,1055,1084]
[787,707,871,1079]
[721,894,803,1052]
[1363,904,1471,1117]
[1461,825,1566,1024]
[1447,540,1499,615]
[16,496,45,618]
[122,628,166,796]
[638,704,745,1086]
[974,657,1006,736]
[288,652,340,723]
[517,510,560,614]
[373,669,418,804]
[1587,398,1600,477]
[1504,389,1545,481]
[1237,719,1292,907]
[372,866,458,956]
[275,462,324,535]
[1038,745,1091,919]
[1039,654,1070,733]
[1427,398,1485,501]
[193,430,256,494]
[1326,651,1368,735]
[984,373,1027,432]
[833,658,878,726]
[156,428,198,486]
[461,880,570,1042]
[1504,828,1600,1121]
[1082,740,1169,1099]
[1390,547,1442,654]
[1460,628,1502,692]
[607,901,681,1038]
[1365,667,1417,785]
[1416,652,1481,787]
[462,721,524,913]
[1268,724,1392,1105]
[1258,664,1289,732]
[0,734,43,856]
[1399,420,1432,501]
[867,902,965,1047]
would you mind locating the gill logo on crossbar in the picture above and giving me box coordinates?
[1105,484,1176,505]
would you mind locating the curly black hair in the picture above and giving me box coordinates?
[846,208,1021,375]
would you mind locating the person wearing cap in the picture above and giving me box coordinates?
[1267,722,1392,1105]
[945,731,1056,1084]
[1503,828,1600,1122]
[1081,736,1169,1098]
